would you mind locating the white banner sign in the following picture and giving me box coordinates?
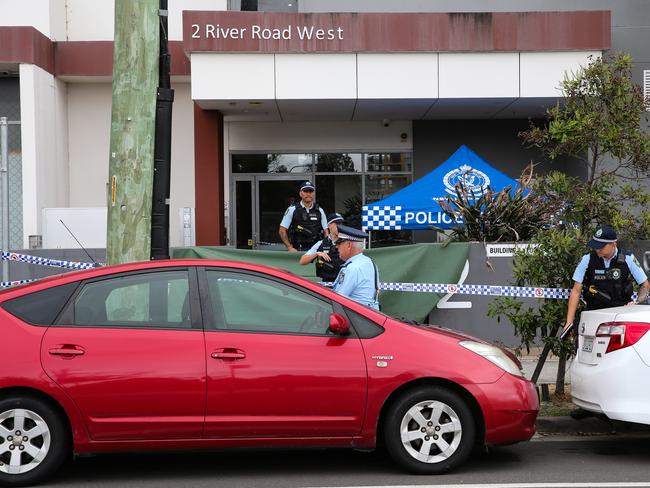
[485,243,537,258]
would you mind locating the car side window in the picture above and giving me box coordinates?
[1,282,79,326]
[72,270,191,329]
[206,270,334,335]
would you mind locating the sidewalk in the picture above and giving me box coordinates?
[520,353,570,384]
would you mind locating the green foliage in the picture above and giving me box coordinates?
[489,53,650,389]
[521,53,650,183]
[488,226,586,357]
[440,165,561,242]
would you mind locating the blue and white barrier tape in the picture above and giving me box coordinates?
[1,251,100,270]
[378,282,639,301]
[379,282,571,299]
[0,279,35,288]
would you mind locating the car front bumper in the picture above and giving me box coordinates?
[473,373,539,445]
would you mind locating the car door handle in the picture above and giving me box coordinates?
[211,349,246,360]
[48,346,85,357]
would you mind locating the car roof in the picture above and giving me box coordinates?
[0,259,292,298]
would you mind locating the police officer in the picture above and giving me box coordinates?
[562,225,649,418]
[299,212,345,282]
[332,225,380,310]
[279,180,328,252]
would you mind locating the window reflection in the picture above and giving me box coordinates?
[315,175,362,229]
[365,153,412,172]
[232,154,312,173]
[315,153,362,172]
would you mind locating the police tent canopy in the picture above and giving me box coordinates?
[362,145,519,231]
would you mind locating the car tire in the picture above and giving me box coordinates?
[384,386,475,474]
[0,396,70,487]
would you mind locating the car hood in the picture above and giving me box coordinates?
[404,322,491,344]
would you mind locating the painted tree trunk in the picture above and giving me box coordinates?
[107,0,159,264]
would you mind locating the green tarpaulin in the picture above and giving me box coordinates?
[173,243,469,322]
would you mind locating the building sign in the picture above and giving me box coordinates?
[191,23,344,41]
[485,243,537,257]
[182,11,610,54]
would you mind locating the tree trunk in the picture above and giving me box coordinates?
[555,351,567,397]
[530,323,562,385]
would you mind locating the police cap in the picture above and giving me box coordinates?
[299,180,315,192]
[588,225,617,249]
[335,225,368,244]
[326,212,344,225]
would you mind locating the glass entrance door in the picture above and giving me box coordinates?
[257,177,304,250]
[232,176,304,250]
[234,178,254,249]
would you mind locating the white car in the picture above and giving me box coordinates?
[571,305,650,425]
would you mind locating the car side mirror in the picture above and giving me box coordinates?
[329,313,350,336]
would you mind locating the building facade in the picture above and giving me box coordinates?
[0,0,646,251]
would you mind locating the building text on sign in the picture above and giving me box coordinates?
[191,24,344,41]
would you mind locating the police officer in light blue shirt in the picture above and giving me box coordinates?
[278,180,328,252]
[332,225,380,310]
[563,224,650,334]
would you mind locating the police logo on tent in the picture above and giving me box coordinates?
[443,164,490,197]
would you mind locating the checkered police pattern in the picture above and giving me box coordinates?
[1,251,101,270]
[371,282,573,299]
[0,279,34,288]
[376,282,641,300]
[362,205,402,231]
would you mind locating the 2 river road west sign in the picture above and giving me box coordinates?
[191,23,345,41]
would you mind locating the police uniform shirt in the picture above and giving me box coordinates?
[572,247,647,285]
[279,201,327,230]
[332,253,380,310]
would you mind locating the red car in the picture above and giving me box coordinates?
[0,260,538,486]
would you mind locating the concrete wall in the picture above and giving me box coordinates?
[64,0,228,41]
[301,0,650,85]
[66,82,195,247]
[19,64,69,248]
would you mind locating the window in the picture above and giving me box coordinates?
[2,282,79,326]
[232,153,312,173]
[207,271,334,335]
[230,0,298,12]
[71,271,191,329]
[365,153,412,173]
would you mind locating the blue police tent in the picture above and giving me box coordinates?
[362,145,519,231]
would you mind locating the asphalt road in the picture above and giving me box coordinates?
[47,434,650,488]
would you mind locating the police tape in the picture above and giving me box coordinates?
[0,279,35,288]
[378,282,571,299]
[1,251,100,270]
[377,282,640,301]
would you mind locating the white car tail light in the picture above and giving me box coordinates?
[596,322,650,354]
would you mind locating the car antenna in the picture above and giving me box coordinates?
[59,219,98,266]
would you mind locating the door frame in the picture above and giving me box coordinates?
[231,174,306,250]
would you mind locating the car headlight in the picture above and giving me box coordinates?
[459,341,524,377]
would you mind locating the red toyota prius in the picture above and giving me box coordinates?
[0,260,538,486]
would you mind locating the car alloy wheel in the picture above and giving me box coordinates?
[0,397,69,487]
[384,386,475,474]
[399,399,462,463]
[0,408,51,475]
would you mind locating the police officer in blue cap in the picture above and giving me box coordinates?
[299,212,345,282]
[332,225,380,310]
[562,224,649,418]
[279,180,328,252]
